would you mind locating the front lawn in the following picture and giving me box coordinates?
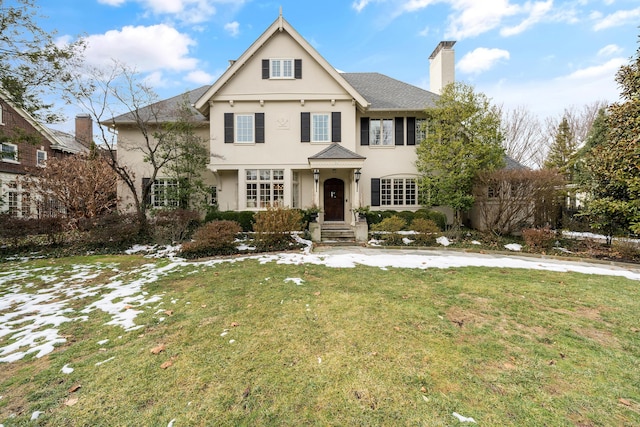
[1,252,639,425]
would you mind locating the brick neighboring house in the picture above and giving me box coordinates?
[0,89,91,217]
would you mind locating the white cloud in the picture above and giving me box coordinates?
[352,0,371,12]
[143,71,169,88]
[98,0,247,24]
[185,70,217,84]
[565,57,626,80]
[593,7,640,30]
[445,0,520,39]
[224,21,240,37]
[403,0,437,12]
[98,0,127,5]
[500,0,553,36]
[458,48,510,74]
[418,26,430,37]
[84,25,198,73]
[598,44,623,57]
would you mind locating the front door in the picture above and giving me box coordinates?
[323,178,344,221]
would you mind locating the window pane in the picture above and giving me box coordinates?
[283,59,293,77]
[369,120,381,145]
[273,183,284,206]
[259,169,271,181]
[416,119,426,144]
[236,115,254,143]
[246,169,257,181]
[381,178,391,205]
[273,170,284,180]
[247,183,257,207]
[312,114,329,142]
[271,60,281,77]
[406,179,416,205]
[382,119,393,145]
[259,183,271,207]
[393,179,403,205]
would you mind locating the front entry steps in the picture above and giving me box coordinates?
[320,222,356,245]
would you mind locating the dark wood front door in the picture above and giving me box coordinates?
[323,178,344,221]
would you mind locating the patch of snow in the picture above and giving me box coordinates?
[95,356,115,366]
[229,339,235,344]
[168,419,176,427]
[61,364,74,374]
[402,237,414,245]
[284,277,304,286]
[31,411,43,421]
[97,339,109,345]
[471,241,482,245]
[504,243,522,251]
[453,412,476,423]
[436,236,451,247]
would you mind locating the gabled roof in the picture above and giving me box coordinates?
[108,85,209,125]
[0,87,87,154]
[308,143,366,160]
[504,155,529,170]
[341,73,439,111]
[194,15,369,114]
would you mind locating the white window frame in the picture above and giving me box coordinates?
[36,149,47,167]
[236,114,254,143]
[311,113,330,143]
[0,104,4,125]
[246,169,285,208]
[1,142,18,163]
[381,178,417,206]
[369,119,393,146]
[270,59,294,79]
[151,179,180,208]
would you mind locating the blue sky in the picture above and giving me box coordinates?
[33,0,639,132]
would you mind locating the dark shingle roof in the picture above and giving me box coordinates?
[108,85,210,124]
[341,72,439,111]
[504,155,529,170]
[309,143,365,160]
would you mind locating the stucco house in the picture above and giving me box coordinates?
[113,13,457,241]
[0,89,91,217]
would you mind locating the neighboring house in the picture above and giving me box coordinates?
[113,13,457,240]
[0,89,91,217]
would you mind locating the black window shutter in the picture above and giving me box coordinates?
[407,117,416,146]
[142,178,151,206]
[360,117,369,146]
[224,113,234,143]
[331,112,341,142]
[371,178,380,206]
[294,59,302,79]
[262,59,269,79]
[255,113,265,143]
[301,112,310,142]
[395,117,404,146]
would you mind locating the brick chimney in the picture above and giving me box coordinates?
[429,41,456,95]
[75,113,93,148]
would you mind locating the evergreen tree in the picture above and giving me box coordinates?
[544,117,577,180]
[416,82,505,227]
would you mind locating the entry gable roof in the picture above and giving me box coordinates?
[194,14,369,114]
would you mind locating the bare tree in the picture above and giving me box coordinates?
[69,62,203,238]
[499,105,545,168]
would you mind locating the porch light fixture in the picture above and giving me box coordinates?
[313,169,320,184]
[354,169,361,184]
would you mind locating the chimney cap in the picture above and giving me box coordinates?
[75,113,91,118]
[429,41,456,60]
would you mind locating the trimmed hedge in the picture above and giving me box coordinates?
[365,209,446,231]
[205,209,255,232]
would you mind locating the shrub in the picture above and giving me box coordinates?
[253,207,303,252]
[205,209,255,232]
[0,215,65,247]
[180,220,242,258]
[410,218,440,246]
[522,226,556,250]
[86,213,141,248]
[371,215,406,232]
[414,209,447,230]
[611,240,640,261]
[152,209,201,243]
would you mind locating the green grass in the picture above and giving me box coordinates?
[1,255,639,426]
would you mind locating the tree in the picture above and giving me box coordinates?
[499,105,545,169]
[416,82,505,227]
[581,40,640,237]
[159,97,210,210]
[22,148,118,226]
[70,63,210,238]
[0,0,84,122]
[544,116,577,180]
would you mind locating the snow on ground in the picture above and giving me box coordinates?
[2,239,639,363]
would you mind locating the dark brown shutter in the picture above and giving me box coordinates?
[395,117,404,146]
[255,113,265,143]
[360,117,369,146]
[407,117,416,146]
[224,113,234,143]
[371,178,380,206]
[142,178,151,206]
[294,59,302,79]
[301,112,310,142]
[262,59,269,79]
[331,112,341,142]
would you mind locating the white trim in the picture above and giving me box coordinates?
[1,142,18,163]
